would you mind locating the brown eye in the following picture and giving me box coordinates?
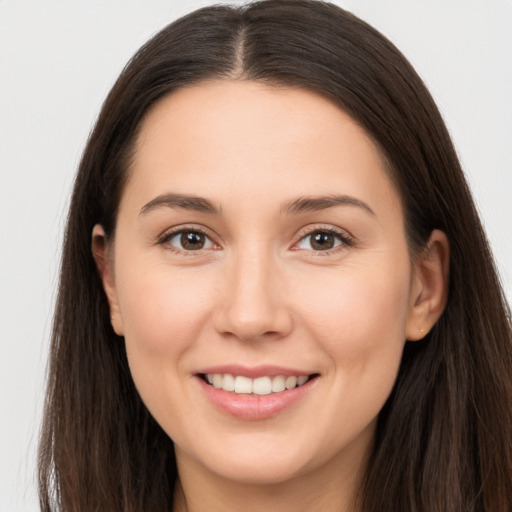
[296,229,347,252]
[310,231,336,250]
[181,231,205,250]
[164,230,214,251]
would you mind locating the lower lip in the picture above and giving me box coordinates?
[197,376,317,420]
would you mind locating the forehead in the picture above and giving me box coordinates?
[123,80,401,221]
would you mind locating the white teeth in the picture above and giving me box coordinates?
[297,375,308,386]
[271,375,286,393]
[222,373,235,392]
[285,376,297,389]
[234,376,252,394]
[253,376,272,395]
[204,373,311,394]
[212,374,223,389]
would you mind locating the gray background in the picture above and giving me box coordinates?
[1,1,510,510]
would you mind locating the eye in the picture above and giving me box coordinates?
[295,229,352,252]
[161,229,215,252]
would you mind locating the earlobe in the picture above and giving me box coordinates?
[91,224,124,336]
[405,229,450,341]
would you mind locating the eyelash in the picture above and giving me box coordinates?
[157,224,355,256]
[295,226,355,254]
[157,225,216,255]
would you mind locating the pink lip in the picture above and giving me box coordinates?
[195,370,318,420]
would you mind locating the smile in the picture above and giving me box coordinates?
[203,373,312,395]
[196,366,320,419]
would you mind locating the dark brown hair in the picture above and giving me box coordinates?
[39,1,512,510]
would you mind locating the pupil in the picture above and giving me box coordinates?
[181,231,204,250]
[312,232,334,250]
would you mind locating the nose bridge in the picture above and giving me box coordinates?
[214,242,291,341]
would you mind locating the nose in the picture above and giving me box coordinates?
[213,249,293,342]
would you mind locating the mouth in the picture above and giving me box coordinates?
[196,368,320,419]
[199,373,319,395]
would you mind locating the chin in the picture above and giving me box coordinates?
[181,436,325,486]
[206,456,307,485]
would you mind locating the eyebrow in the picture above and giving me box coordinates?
[281,195,375,216]
[139,192,375,218]
[140,193,221,216]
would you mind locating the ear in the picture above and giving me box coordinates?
[91,224,124,336]
[405,229,450,341]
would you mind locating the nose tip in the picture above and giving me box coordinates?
[217,304,291,342]
[213,269,293,342]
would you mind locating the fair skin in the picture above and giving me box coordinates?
[93,81,449,512]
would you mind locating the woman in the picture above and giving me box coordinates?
[38,1,512,510]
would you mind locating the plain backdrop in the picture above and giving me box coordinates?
[1,1,510,510]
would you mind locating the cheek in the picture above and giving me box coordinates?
[293,256,411,401]
[115,263,219,430]
[289,260,411,447]
[297,260,410,342]
[116,262,216,363]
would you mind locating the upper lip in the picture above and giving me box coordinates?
[195,364,317,379]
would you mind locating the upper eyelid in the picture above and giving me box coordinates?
[158,224,215,242]
[294,223,354,241]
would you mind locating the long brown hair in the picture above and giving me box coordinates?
[39,1,512,510]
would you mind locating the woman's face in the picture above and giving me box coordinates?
[98,81,431,486]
